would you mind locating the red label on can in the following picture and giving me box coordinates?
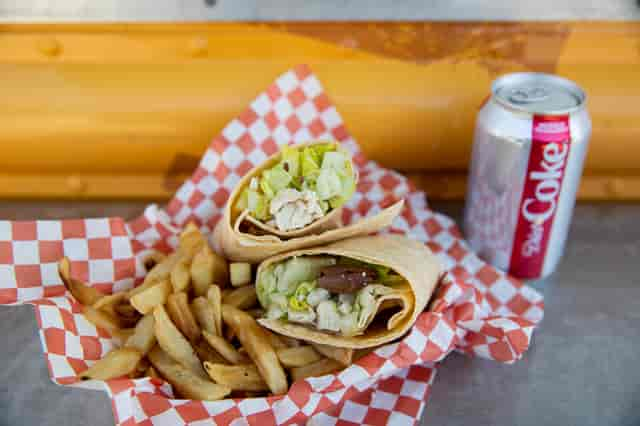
[509,115,571,278]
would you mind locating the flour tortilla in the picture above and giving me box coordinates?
[256,234,441,349]
[212,142,404,263]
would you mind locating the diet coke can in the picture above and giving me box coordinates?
[464,72,591,280]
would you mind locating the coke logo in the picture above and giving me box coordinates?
[509,114,571,278]
[521,141,568,257]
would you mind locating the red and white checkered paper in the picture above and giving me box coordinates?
[0,65,543,425]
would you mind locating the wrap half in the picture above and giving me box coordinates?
[255,235,441,349]
[212,141,403,263]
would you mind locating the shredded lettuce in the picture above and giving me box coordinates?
[316,300,341,332]
[288,281,315,311]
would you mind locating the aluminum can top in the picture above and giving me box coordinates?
[492,72,586,115]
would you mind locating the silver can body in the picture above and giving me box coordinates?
[464,73,591,280]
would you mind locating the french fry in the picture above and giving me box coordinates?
[131,251,181,295]
[114,328,135,342]
[311,343,354,367]
[148,346,231,401]
[124,314,156,355]
[191,245,214,297]
[202,331,250,365]
[59,257,103,306]
[145,365,160,379]
[191,297,216,335]
[194,340,227,365]
[82,305,121,336]
[263,330,288,350]
[179,223,206,260]
[166,292,201,343]
[79,348,143,381]
[94,293,138,327]
[142,251,167,272]
[92,292,126,311]
[130,279,171,315]
[289,358,343,382]
[229,263,251,287]
[276,346,323,368]
[153,305,207,379]
[206,286,223,337]
[170,259,191,293]
[222,305,288,395]
[203,363,268,392]
[222,286,257,310]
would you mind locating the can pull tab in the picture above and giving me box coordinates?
[508,86,549,104]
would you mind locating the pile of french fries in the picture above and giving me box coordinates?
[59,224,366,400]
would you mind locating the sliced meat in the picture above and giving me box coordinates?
[317,265,378,294]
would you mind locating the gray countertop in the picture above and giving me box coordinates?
[0,201,638,426]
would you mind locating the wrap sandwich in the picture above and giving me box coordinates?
[213,141,403,262]
[255,235,441,348]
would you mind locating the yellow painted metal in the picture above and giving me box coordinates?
[0,23,638,200]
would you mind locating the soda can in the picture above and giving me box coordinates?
[464,72,591,280]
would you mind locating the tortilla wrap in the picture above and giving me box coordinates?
[212,142,404,262]
[256,234,441,349]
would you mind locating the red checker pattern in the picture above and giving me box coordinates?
[0,65,543,425]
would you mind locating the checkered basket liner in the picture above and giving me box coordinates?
[0,65,543,425]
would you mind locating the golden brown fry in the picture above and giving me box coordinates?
[79,348,143,381]
[229,263,252,287]
[222,305,288,395]
[82,305,121,336]
[145,365,161,379]
[166,292,201,343]
[311,343,353,367]
[206,286,223,337]
[130,279,171,315]
[179,223,206,261]
[289,358,343,382]
[191,297,217,335]
[222,286,257,310]
[59,257,103,306]
[202,331,250,365]
[194,340,227,365]
[124,314,156,355]
[153,305,207,379]
[92,292,126,311]
[148,346,231,401]
[191,245,214,297]
[263,330,288,350]
[170,259,191,293]
[203,363,268,392]
[276,346,323,368]
[131,251,181,297]
[142,251,167,272]
[114,328,135,342]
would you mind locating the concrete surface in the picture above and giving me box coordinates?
[1,0,639,22]
[0,200,638,426]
